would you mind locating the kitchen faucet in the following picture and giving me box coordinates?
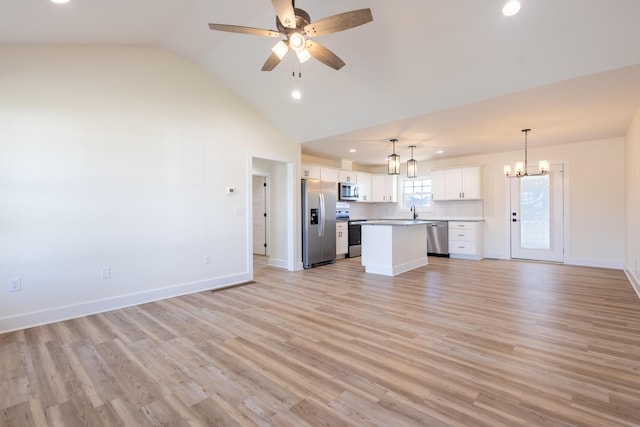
[410,205,418,219]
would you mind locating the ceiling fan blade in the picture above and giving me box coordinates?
[208,23,280,38]
[262,52,285,71]
[304,9,373,37]
[305,40,346,70]
[271,0,297,29]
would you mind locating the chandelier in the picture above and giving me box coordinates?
[504,129,549,178]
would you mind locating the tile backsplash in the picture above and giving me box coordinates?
[349,199,484,220]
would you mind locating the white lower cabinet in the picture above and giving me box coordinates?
[449,221,484,260]
[336,222,348,256]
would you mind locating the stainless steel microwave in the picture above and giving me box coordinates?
[338,182,359,201]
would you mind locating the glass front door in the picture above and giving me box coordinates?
[510,164,564,262]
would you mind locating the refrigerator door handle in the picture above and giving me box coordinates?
[318,193,325,237]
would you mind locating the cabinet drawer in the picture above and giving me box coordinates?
[449,243,478,256]
[449,229,476,242]
[449,221,477,231]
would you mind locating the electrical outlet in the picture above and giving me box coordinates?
[204,255,212,265]
[9,277,22,293]
[101,267,111,280]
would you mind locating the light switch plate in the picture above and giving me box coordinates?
[9,277,22,293]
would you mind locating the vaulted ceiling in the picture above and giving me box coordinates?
[4,0,640,165]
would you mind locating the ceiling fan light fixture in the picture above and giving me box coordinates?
[271,41,289,60]
[289,33,306,52]
[296,48,311,63]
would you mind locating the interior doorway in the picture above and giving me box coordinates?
[252,175,268,255]
[510,163,564,262]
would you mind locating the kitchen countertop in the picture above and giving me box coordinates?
[350,217,484,223]
[361,220,430,226]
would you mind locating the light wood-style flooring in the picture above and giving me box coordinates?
[2,256,640,426]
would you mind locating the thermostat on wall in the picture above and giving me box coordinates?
[226,187,236,195]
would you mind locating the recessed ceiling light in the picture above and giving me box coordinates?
[291,90,302,100]
[51,0,70,3]
[502,1,521,16]
[349,149,356,153]
[436,150,444,154]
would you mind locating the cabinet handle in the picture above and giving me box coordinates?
[458,234,464,237]
[458,246,465,249]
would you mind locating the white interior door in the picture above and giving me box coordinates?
[510,163,564,262]
[252,175,267,255]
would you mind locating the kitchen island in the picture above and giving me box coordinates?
[361,220,428,276]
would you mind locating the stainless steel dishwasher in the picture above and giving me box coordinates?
[426,221,449,256]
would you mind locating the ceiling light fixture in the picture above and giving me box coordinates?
[291,90,302,100]
[407,146,418,178]
[50,0,70,3]
[388,138,400,175]
[504,129,549,178]
[289,33,306,52]
[502,1,521,16]
[296,48,311,64]
[271,41,289,60]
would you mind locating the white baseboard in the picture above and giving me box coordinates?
[268,258,288,269]
[564,257,624,269]
[625,269,640,299]
[0,272,251,334]
[483,251,510,260]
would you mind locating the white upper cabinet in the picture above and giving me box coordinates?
[320,167,340,183]
[432,166,481,200]
[301,163,321,180]
[338,170,357,183]
[461,166,481,199]
[371,174,397,203]
[357,172,372,202]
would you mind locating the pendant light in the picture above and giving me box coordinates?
[504,129,549,178]
[387,138,400,175]
[407,145,418,178]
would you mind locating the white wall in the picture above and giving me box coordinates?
[625,108,640,293]
[0,46,300,332]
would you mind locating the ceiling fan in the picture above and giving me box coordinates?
[208,0,373,71]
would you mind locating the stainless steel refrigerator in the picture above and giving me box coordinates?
[302,179,337,268]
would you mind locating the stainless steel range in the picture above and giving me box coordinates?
[347,219,366,258]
